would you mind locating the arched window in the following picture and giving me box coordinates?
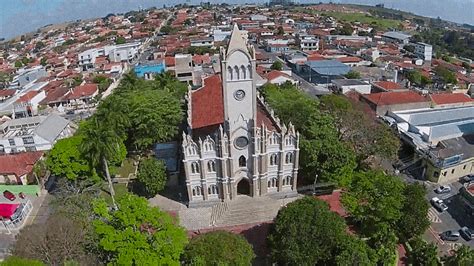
[187,145,197,156]
[204,141,213,152]
[192,186,202,196]
[191,162,200,174]
[285,153,293,164]
[268,177,278,188]
[227,66,233,80]
[234,66,240,80]
[207,160,216,172]
[241,65,247,79]
[208,185,218,195]
[270,153,278,166]
[239,155,246,167]
[270,133,278,145]
[283,176,291,186]
[247,65,252,78]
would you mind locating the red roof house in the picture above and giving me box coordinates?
[430,93,474,107]
[0,152,44,184]
[361,91,430,116]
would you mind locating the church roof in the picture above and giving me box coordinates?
[227,24,248,55]
[191,75,224,129]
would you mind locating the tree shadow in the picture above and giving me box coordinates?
[240,222,272,265]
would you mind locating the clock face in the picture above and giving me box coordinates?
[235,136,249,149]
[234,90,246,101]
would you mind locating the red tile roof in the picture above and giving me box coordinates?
[336,56,362,63]
[0,152,44,178]
[191,75,224,129]
[265,70,291,81]
[430,93,474,105]
[165,56,176,67]
[16,91,39,103]
[257,101,277,131]
[373,81,404,91]
[67,84,98,100]
[0,89,16,98]
[362,91,428,106]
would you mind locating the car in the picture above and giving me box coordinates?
[66,110,75,115]
[440,230,460,241]
[435,185,451,194]
[431,197,448,212]
[462,174,474,183]
[460,227,474,240]
[3,190,16,201]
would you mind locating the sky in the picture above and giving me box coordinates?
[0,0,473,40]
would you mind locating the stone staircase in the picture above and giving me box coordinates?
[209,201,229,226]
[213,195,286,227]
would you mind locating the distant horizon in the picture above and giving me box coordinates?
[1,0,473,40]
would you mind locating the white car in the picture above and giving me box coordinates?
[435,185,451,194]
[431,197,448,212]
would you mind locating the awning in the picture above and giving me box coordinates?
[0,203,19,219]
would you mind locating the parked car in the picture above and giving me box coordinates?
[462,174,474,183]
[435,185,451,194]
[3,190,16,201]
[460,227,474,240]
[440,230,460,241]
[431,197,448,212]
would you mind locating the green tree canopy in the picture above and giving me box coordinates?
[115,36,126,45]
[397,183,431,242]
[92,194,188,265]
[182,231,255,265]
[407,238,440,266]
[268,197,370,265]
[1,256,45,266]
[270,60,283,71]
[46,135,91,180]
[136,158,168,198]
[344,70,361,79]
[443,245,474,266]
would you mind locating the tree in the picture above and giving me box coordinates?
[277,26,284,35]
[396,183,431,242]
[92,194,188,265]
[40,57,47,66]
[79,116,125,209]
[462,62,472,73]
[403,44,415,53]
[443,245,474,266]
[1,256,45,266]
[268,197,350,265]
[92,75,112,93]
[11,214,93,265]
[46,135,91,180]
[270,60,283,71]
[182,231,255,265]
[35,41,46,51]
[136,158,168,198]
[435,66,458,84]
[407,238,440,266]
[14,60,23,68]
[115,36,126,45]
[344,70,361,79]
[334,236,376,266]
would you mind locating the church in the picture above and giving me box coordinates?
[182,24,300,207]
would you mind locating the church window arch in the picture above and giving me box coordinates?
[192,186,202,196]
[208,185,218,195]
[283,176,292,186]
[227,66,233,80]
[270,153,278,166]
[285,152,294,164]
[187,144,198,156]
[207,160,216,172]
[268,177,278,188]
[191,162,200,174]
[241,65,247,79]
[234,65,240,80]
[239,155,247,167]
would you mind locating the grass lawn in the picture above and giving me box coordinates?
[324,11,402,30]
[100,183,129,204]
[117,158,136,178]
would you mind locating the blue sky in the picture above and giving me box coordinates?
[1,0,473,40]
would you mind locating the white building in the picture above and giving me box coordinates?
[182,25,299,207]
[78,42,140,71]
[0,114,75,154]
[332,79,372,94]
[414,42,433,62]
[297,34,319,51]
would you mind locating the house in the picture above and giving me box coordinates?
[0,151,44,185]
[430,93,474,108]
[190,37,214,47]
[382,31,411,45]
[372,81,408,93]
[332,79,371,94]
[78,43,140,71]
[14,90,47,117]
[9,67,48,89]
[0,113,75,154]
[67,84,99,107]
[360,91,430,116]
[182,25,299,207]
[174,54,194,83]
[296,34,319,51]
[265,70,298,86]
[0,89,16,103]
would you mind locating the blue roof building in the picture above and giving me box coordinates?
[301,60,351,84]
[134,61,166,79]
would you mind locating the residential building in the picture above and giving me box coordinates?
[332,79,371,94]
[174,54,194,83]
[190,37,215,47]
[182,25,299,207]
[382,31,412,45]
[0,151,43,185]
[413,42,433,62]
[460,182,474,216]
[0,114,75,154]
[360,91,430,116]
[296,34,319,51]
[430,93,474,108]
[9,67,47,89]
[78,43,140,71]
[14,90,46,117]
[265,70,298,86]
[372,81,408,93]
[302,60,351,84]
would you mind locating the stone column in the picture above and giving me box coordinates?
[200,159,208,200]
[186,183,193,202]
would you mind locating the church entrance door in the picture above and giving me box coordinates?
[237,178,250,195]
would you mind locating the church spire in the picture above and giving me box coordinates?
[227,24,247,56]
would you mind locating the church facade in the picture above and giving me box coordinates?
[182,25,299,207]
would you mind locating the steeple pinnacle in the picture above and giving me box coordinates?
[227,24,247,55]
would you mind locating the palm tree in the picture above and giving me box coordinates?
[79,116,123,210]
